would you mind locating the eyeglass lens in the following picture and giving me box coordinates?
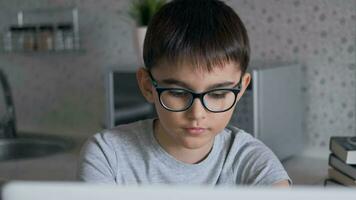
[159,89,237,112]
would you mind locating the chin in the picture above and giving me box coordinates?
[180,138,212,150]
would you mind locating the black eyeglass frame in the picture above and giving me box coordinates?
[148,71,242,113]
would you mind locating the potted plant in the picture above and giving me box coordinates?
[129,0,166,66]
[129,0,166,26]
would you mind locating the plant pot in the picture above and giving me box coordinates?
[134,26,147,67]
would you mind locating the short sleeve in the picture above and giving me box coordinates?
[77,133,118,183]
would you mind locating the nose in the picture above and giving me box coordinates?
[186,98,207,120]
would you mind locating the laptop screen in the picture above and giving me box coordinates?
[2,181,356,200]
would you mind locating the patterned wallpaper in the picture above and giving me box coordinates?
[227,0,356,152]
[0,0,355,153]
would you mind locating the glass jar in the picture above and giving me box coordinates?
[58,24,74,50]
[37,25,54,51]
[2,30,12,52]
[23,26,36,51]
[54,24,64,51]
[10,26,24,51]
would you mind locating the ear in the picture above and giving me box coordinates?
[236,72,251,100]
[136,68,155,103]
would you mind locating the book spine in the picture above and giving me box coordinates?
[324,178,344,187]
[329,154,356,180]
[330,139,348,162]
[328,168,356,186]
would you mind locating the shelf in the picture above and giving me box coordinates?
[0,49,86,55]
[1,7,81,53]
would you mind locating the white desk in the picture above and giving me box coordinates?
[283,155,328,185]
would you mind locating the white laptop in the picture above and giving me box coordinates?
[1,181,356,200]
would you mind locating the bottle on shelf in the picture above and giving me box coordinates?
[54,24,64,51]
[23,25,36,51]
[10,26,24,51]
[2,30,12,52]
[58,23,74,50]
[37,24,54,51]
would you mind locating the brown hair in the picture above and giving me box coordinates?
[143,0,250,74]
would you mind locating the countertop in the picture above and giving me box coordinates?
[283,155,328,185]
[0,140,82,182]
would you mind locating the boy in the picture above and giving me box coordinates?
[78,0,290,186]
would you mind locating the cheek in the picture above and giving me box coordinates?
[209,110,234,130]
[154,98,183,124]
[155,109,186,135]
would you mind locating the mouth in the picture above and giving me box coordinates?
[184,127,207,135]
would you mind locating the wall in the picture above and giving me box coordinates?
[0,0,138,140]
[0,0,355,153]
[227,0,356,154]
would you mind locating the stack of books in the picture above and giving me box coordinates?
[325,136,356,187]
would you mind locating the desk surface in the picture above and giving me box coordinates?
[283,155,328,185]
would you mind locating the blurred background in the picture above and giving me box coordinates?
[0,0,355,184]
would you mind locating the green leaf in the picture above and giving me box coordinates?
[129,0,166,26]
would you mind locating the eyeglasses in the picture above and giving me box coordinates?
[148,71,241,113]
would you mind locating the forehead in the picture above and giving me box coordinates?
[152,61,241,78]
[151,63,241,92]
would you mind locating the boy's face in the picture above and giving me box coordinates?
[137,61,250,156]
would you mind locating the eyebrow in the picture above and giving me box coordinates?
[159,78,237,90]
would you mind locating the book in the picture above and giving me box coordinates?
[329,136,356,164]
[328,168,356,186]
[329,153,356,180]
[324,178,344,187]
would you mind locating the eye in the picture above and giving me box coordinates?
[207,90,230,99]
[167,89,190,97]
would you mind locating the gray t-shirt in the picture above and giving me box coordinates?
[78,119,290,185]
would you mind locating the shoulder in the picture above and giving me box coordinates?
[78,119,154,182]
[95,119,152,144]
[222,125,265,150]
[221,125,290,185]
[222,124,277,161]
[82,119,153,154]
